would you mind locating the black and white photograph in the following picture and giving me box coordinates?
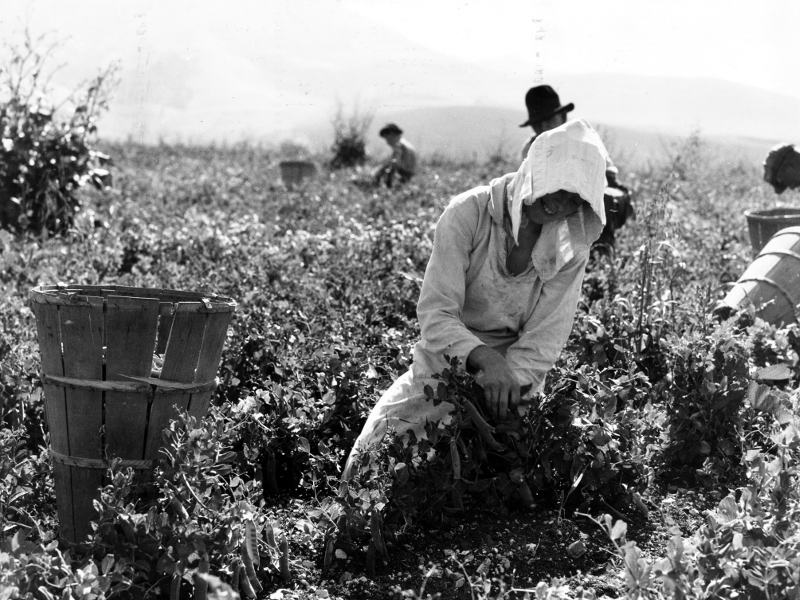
[2,2,800,599]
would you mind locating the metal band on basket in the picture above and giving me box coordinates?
[41,374,218,394]
[50,449,153,470]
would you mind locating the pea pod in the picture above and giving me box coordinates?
[169,572,181,600]
[463,399,504,452]
[241,543,263,593]
[193,558,208,600]
[231,560,240,591]
[370,510,388,558]
[450,438,461,481]
[366,541,377,577]
[517,481,535,508]
[279,537,291,583]
[237,562,257,599]
[323,538,335,570]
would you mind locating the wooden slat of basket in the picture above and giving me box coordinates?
[161,306,207,382]
[59,298,105,542]
[104,296,160,463]
[155,302,175,354]
[144,389,192,458]
[60,299,105,457]
[189,311,232,417]
[31,302,68,452]
[195,312,232,380]
[145,305,207,456]
[31,301,75,542]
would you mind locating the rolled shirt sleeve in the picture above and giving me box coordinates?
[504,252,588,392]
[416,196,486,367]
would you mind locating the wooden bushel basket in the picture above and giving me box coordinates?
[744,207,800,255]
[29,284,236,543]
[718,226,800,326]
[278,160,317,188]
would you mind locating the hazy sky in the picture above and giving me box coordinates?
[4,0,795,92]
[350,0,800,97]
[0,1,798,143]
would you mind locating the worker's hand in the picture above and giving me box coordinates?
[467,345,520,421]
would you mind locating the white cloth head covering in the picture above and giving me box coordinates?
[507,119,608,280]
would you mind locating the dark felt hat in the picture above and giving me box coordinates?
[379,123,403,137]
[519,85,575,127]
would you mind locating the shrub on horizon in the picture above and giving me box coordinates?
[0,31,115,235]
[328,103,372,170]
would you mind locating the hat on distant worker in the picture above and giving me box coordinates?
[519,85,575,127]
[379,123,403,137]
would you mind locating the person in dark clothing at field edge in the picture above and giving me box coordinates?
[520,84,633,252]
[763,143,800,193]
[372,123,418,188]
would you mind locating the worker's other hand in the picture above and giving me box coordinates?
[467,345,520,421]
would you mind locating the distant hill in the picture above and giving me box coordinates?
[11,1,800,149]
[547,72,800,143]
[303,105,783,171]
[67,3,799,152]
[61,2,797,158]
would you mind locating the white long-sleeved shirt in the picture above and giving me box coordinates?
[411,173,588,393]
[390,138,417,176]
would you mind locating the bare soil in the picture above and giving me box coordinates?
[270,485,720,599]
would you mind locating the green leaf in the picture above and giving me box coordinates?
[610,520,627,541]
[567,540,586,558]
[755,363,792,382]
[297,436,310,453]
[436,382,447,405]
[716,495,738,523]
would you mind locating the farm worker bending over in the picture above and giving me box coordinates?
[520,84,632,252]
[372,123,417,188]
[344,119,608,480]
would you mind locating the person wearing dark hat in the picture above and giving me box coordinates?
[519,85,575,158]
[373,123,418,188]
[520,85,633,253]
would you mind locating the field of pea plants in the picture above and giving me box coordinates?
[3,134,800,600]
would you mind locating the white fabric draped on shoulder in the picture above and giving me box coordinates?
[507,119,609,281]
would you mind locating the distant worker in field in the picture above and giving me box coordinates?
[763,143,800,194]
[345,119,609,481]
[372,123,418,188]
[520,84,633,252]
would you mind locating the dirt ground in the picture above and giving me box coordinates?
[268,485,719,599]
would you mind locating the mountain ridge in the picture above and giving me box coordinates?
[296,105,784,170]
